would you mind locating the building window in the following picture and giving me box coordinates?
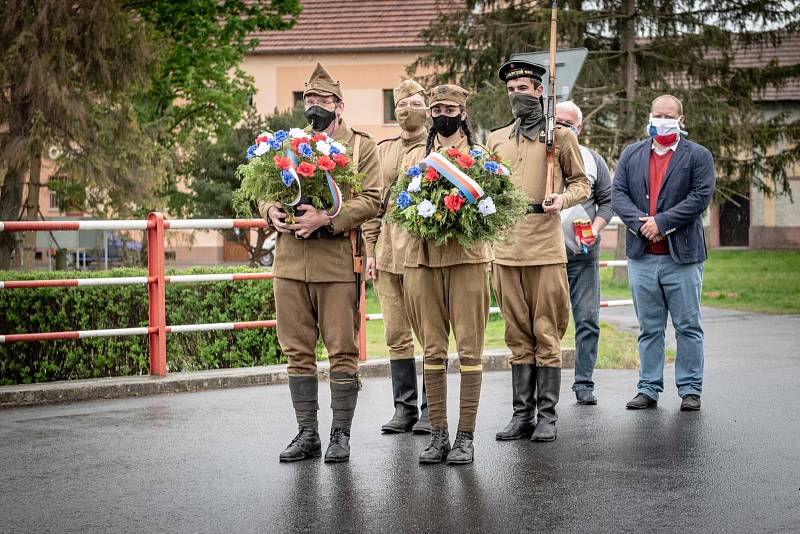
[48,180,60,211]
[293,91,304,105]
[383,90,396,123]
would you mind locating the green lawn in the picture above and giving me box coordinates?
[363,284,649,369]
[600,249,800,314]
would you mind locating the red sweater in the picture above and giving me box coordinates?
[645,150,673,255]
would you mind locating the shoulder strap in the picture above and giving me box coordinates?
[352,133,362,174]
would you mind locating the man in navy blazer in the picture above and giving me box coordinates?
[612,94,716,412]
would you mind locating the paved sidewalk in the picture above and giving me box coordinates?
[1,307,798,532]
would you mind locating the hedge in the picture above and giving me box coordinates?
[0,267,285,385]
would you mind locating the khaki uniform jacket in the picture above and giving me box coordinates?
[400,133,494,268]
[486,125,590,266]
[259,119,382,282]
[362,130,427,274]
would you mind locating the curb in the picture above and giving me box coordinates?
[0,348,575,408]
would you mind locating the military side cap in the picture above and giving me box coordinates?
[393,79,426,106]
[498,60,546,83]
[429,84,470,107]
[303,62,343,100]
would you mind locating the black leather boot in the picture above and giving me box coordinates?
[279,375,321,462]
[279,427,322,462]
[325,372,360,463]
[445,431,475,465]
[531,366,561,442]
[412,377,432,434]
[496,363,536,440]
[419,428,451,464]
[382,359,419,433]
[324,428,350,463]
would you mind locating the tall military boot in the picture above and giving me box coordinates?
[531,366,561,442]
[325,372,360,463]
[381,359,419,433]
[496,363,536,440]
[412,368,432,434]
[280,375,322,462]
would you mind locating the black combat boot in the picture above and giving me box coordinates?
[381,359,419,433]
[531,366,561,442]
[280,427,322,462]
[280,376,321,462]
[496,363,537,440]
[325,372,360,463]
[419,428,451,464]
[412,378,432,434]
[445,431,475,465]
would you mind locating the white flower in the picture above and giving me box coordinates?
[315,140,332,156]
[254,142,270,156]
[407,175,422,193]
[331,141,346,154]
[289,128,307,139]
[257,131,272,140]
[478,196,496,216]
[418,199,436,218]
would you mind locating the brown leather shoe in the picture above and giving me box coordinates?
[626,393,657,409]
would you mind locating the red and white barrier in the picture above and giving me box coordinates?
[0,218,267,233]
[0,320,277,344]
[0,272,274,290]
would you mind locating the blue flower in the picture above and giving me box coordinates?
[273,130,289,142]
[281,170,295,187]
[269,139,283,151]
[406,166,422,177]
[246,145,258,160]
[396,191,413,210]
[470,147,484,157]
[483,160,500,174]
[328,145,341,156]
[298,143,313,157]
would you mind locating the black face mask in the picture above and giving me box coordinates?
[432,114,462,137]
[305,105,337,131]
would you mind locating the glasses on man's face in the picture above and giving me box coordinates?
[304,99,336,110]
[396,101,426,110]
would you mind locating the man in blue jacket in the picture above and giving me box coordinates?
[612,95,716,411]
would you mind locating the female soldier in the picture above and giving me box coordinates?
[401,85,492,465]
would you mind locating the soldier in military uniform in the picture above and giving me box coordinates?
[401,85,492,465]
[486,60,590,442]
[363,80,432,435]
[260,63,382,463]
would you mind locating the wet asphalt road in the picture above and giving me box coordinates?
[1,307,799,533]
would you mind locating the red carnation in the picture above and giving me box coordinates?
[456,154,475,169]
[291,137,309,152]
[311,133,327,143]
[296,161,316,177]
[273,155,291,170]
[447,147,462,158]
[256,136,269,144]
[425,166,440,182]
[444,192,466,212]
[332,153,350,168]
[317,155,336,171]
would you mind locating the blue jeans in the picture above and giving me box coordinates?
[567,258,600,392]
[628,254,705,400]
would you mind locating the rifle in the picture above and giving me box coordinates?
[544,0,558,206]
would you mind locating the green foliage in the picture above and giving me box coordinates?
[0,267,283,385]
[412,0,800,201]
[388,147,528,247]
[233,129,364,220]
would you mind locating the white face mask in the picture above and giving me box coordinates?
[647,115,681,136]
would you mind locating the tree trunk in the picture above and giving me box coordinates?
[22,148,43,268]
[0,165,26,269]
[613,0,637,282]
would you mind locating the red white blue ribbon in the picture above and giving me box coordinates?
[423,152,484,203]
[285,149,342,217]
